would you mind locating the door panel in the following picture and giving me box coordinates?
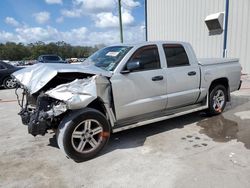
[0,64,7,83]
[110,70,167,120]
[163,44,200,109]
[165,66,200,108]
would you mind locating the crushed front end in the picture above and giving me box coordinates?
[15,86,67,136]
[12,63,112,137]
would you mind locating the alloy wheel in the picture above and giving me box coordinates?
[5,78,16,89]
[71,119,103,153]
[212,89,225,112]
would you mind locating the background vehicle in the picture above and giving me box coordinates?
[13,41,242,161]
[0,61,23,89]
[37,54,67,64]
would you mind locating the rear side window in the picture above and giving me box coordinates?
[163,44,190,67]
[126,45,160,72]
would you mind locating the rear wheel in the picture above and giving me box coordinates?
[207,85,227,115]
[57,108,110,162]
[3,77,16,89]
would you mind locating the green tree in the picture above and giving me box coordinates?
[0,41,102,61]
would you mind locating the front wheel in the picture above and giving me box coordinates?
[57,108,111,162]
[207,85,227,115]
[3,77,17,89]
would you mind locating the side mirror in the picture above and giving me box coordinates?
[127,60,141,71]
[121,60,141,74]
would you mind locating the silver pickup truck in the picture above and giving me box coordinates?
[13,41,242,161]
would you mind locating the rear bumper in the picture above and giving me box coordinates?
[238,80,242,90]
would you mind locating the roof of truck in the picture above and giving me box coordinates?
[109,41,191,47]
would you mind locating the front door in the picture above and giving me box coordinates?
[110,45,168,121]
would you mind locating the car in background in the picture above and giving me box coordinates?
[37,55,68,64]
[0,61,23,89]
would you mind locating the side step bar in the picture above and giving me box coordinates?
[112,97,208,133]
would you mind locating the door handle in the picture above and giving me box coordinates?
[188,71,196,76]
[152,75,164,81]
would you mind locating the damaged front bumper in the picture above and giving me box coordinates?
[15,75,112,136]
[16,88,67,136]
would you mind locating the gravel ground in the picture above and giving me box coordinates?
[0,76,250,188]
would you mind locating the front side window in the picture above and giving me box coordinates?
[125,45,160,72]
[163,44,190,68]
[84,46,132,71]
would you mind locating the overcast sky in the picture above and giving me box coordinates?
[0,0,145,46]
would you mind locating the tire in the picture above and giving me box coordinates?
[207,85,227,115]
[57,108,111,162]
[3,77,17,89]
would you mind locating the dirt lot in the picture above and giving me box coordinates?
[0,76,250,188]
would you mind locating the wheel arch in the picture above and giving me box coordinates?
[87,97,107,116]
[60,99,108,125]
[209,77,230,101]
[2,75,11,82]
[57,97,115,132]
[87,98,116,128]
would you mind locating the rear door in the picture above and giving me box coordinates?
[0,63,7,84]
[110,45,168,121]
[163,44,200,109]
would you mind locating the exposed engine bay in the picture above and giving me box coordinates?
[16,88,65,136]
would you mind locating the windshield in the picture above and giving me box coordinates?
[84,46,132,71]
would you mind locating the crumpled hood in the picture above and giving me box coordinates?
[12,63,112,94]
[45,75,110,110]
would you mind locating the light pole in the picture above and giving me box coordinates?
[223,0,229,58]
[118,0,123,43]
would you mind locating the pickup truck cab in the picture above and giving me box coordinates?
[13,41,242,161]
